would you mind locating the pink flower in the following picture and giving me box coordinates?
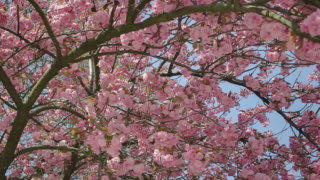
[244,76,260,91]
[85,130,106,154]
[90,10,109,28]
[274,0,296,8]
[133,164,146,175]
[153,131,180,148]
[254,173,271,180]
[260,22,288,41]
[301,9,320,37]
[164,86,175,97]
[86,102,96,119]
[153,0,175,14]
[101,175,109,180]
[183,149,203,162]
[187,160,206,176]
[239,169,254,178]
[295,39,320,62]
[248,137,265,156]
[107,135,124,157]
[255,113,269,127]
[142,71,156,83]
[0,11,7,26]
[243,13,263,29]
[123,157,135,170]
[153,149,181,167]
[23,167,34,175]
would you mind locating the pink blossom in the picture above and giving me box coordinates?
[254,173,271,180]
[243,13,263,29]
[301,9,320,37]
[244,76,260,91]
[183,149,203,162]
[187,160,206,176]
[90,10,109,28]
[85,130,106,154]
[260,22,288,41]
[239,169,254,179]
[86,102,96,119]
[153,131,180,148]
[248,137,265,156]
[0,11,7,26]
[123,157,135,170]
[133,164,146,175]
[107,135,125,157]
[153,149,181,167]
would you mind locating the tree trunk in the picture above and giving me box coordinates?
[0,112,28,178]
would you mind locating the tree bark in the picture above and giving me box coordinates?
[0,112,28,178]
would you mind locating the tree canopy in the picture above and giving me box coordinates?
[0,0,320,179]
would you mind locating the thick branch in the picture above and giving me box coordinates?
[108,1,119,29]
[66,2,320,66]
[24,62,62,109]
[64,2,232,64]
[0,66,23,108]
[62,142,80,180]
[126,0,135,24]
[5,2,319,177]
[73,49,144,62]
[0,112,29,176]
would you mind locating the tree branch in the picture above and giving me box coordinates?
[16,5,20,34]
[0,112,29,176]
[0,96,17,110]
[302,0,320,8]
[27,0,62,57]
[126,0,135,24]
[94,57,101,93]
[77,76,93,96]
[62,142,80,180]
[0,130,6,144]
[245,0,271,6]
[24,62,62,109]
[133,0,151,20]
[30,105,86,120]
[30,117,50,132]
[14,145,80,158]
[222,76,320,151]
[64,2,232,65]
[65,2,320,67]
[0,26,56,58]
[242,5,320,43]
[0,66,23,108]
[108,1,119,29]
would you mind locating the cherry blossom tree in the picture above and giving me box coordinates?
[0,0,320,179]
